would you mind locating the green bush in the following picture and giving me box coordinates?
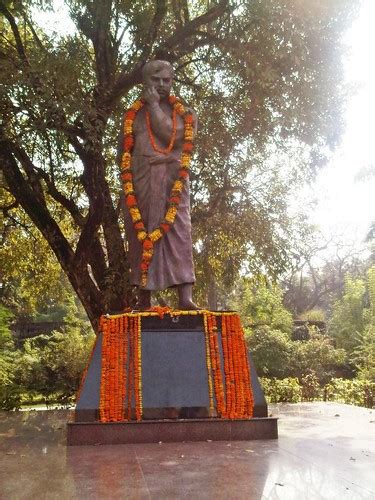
[299,309,326,322]
[0,305,22,410]
[247,326,293,378]
[301,371,322,401]
[260,376,374,408]
[290,328,347,384]
[248,325,346,383]
[324,378,374,408]
[18,326,95,404]
[260,377,302,403]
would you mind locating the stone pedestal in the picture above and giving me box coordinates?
[68,312,277,445]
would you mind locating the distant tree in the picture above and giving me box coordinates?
[233,276,293,332]
[283,236,368,316]
[328,276,370,357]
[351,266,375,381]
[0,204,76,318]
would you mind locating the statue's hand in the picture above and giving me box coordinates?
[143,85,160,106]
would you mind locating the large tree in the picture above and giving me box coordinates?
[0,0,357,329]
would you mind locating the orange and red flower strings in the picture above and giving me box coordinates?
[203,312,254,419]
[96,311,253,423]
[146,106,178,154]
[99,315,143,422]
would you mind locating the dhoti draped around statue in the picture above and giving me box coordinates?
[124,107,196,290]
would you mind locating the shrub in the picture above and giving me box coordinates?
[260,376,374,408]
[260,377,302,403]
[299,309,326,322]
[324,378,374,408]
[246,326,293,378]
[290,328,347,384]
[301,371,322,401]
[248,325,346,383]
[0,305,22,410]
[18,326,95,404]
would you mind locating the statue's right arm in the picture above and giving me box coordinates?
[147,102,179,145]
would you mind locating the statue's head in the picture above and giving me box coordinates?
[142,60,174,100]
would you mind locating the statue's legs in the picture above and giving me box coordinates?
[177,283,200,310]
[136,284,199,310]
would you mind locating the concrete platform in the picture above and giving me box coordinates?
[67,417,278,445]
[1,402,374,499]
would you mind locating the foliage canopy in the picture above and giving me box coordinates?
[0,0,358,328]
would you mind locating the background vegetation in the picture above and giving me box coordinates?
[1,260,374,409]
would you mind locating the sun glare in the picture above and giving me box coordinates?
[312,0,375,244]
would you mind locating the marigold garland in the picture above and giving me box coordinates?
[121,95,195,287]
[204,313,226,416]
[203,313,215,414]
[203,312,254,419]
[93,310,253,422]
[146,107,178,154]
[99,314,143,422]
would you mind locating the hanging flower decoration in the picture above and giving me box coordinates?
[98,314,143,422]
[121,95,195,287]
[94,310,254,423]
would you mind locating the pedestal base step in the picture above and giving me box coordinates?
[67,417,278,446]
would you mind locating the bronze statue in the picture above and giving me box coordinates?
[120,60,198,309]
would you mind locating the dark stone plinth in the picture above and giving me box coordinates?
[67,417,278,446]
[74,312,269,423]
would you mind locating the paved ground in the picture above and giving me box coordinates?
[0,402,374,499]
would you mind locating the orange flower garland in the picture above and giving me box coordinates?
[121,95,195,287]
[146,107,178,154]
[204,313,226,416]
[221,314,254,418]
[99,314,143,422]
[93,310,253,423]
[203,313,215,414]
[203,312,254,419]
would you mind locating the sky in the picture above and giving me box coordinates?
[310,0,375,248]
[34,0,374,250]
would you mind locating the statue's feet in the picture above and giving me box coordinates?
[178,300,202,311]
[177,283,201,311]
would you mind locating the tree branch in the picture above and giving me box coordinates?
[0,135,75,271]
[106,0,229,108]
[12,145,46,205]
[0,135,105,326]
[0,2,27,62]
[0,200,18,212]
[140,0,167,60]
[158,0,229,53]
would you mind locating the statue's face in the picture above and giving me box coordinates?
[144,67,173,99]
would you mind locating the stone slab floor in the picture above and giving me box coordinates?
[0,402,374,499]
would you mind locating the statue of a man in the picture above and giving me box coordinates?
[121,60,198,309]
